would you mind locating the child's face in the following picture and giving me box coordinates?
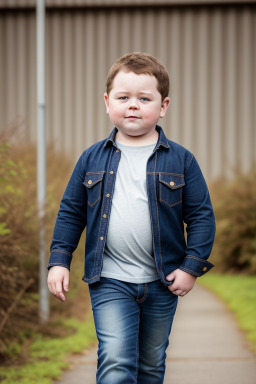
[104,71,169,141]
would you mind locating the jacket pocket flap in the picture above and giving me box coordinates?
[159,174,185,189]
[83,172,104,188]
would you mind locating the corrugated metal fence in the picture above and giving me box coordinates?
[0,2,255,180]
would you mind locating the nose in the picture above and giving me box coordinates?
[128,98,139,109]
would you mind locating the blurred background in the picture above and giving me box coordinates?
[0,0,255,383]
[0,0,255,179]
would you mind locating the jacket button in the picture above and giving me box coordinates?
[100,236,104,240]
[110,171,114,174]
[103,214,107,218]
[116,150,119,153]
[106,194,110,197]
[169,181,175,186]
[88,180,92,185]
[203,267,207,272]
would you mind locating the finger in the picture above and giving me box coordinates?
[168,288,179,296]
[47,275,52,291]
[56,292,65,302]
[56,281,65,302]
[48,282,55,295]
[49,281,56,296]
[63,275,69,292]
[166,273,175,282]
[173,289,183,296]
[168,286,177,294]
[168,284,179,293]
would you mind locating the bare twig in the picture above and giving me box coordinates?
[0,278,34,335]
[0,335,8,353]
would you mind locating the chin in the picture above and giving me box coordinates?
[126,131,145,137]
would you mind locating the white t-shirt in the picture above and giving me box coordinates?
[101,141,159,283]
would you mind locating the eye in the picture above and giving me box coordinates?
[140,97,150,102]
[119,96,128,100]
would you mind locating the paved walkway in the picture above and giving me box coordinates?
[54,283,256,384]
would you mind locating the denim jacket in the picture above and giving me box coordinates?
[48,125,215,286]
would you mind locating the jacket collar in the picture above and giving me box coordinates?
[104,125,170,150]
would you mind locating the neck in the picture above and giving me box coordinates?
[115,129,158,146]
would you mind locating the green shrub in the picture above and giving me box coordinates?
[0,132,85,362]
[210,167,256,274]
[0,140,39,358]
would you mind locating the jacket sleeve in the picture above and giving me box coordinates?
[179,155,216,277]
[47,153,87,271]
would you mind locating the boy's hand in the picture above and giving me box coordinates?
[47,266,70,302]
[166,269,197,296]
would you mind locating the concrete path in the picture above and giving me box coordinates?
[54,283,256,384]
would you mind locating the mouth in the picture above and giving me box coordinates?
[125,116,140,119]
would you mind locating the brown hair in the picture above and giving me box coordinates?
[106,52,169,101]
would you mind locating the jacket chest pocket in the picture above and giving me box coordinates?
[83,172,104,207]
[159,173,185,207]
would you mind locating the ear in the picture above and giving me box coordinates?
[104,93,109,114]
[160,97,170,118]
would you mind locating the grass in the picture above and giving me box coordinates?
[0,315,97,384]
[198,273,256,355]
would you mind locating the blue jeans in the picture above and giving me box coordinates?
[89,277,179,384]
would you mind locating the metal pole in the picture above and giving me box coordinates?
[37,0,49,323]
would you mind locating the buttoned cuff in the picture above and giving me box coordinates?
[47,250,72,271]
[179,255,214,277]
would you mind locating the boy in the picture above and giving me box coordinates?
[47,52,215,384]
